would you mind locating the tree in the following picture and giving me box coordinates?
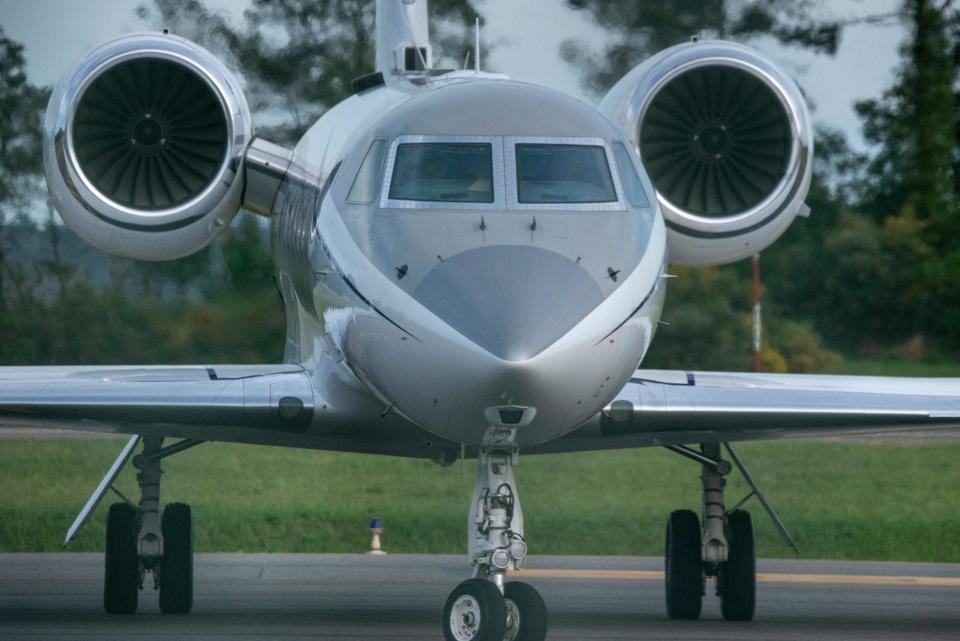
[856,0,957,226]
[138,0,485,144]
[0,28,49,294]
[562,2,854,368]
[0,27,51,353]
[561,0,960,362]
[1,3,492,368]
[852,0,960,349]
[642,265,754,370]
[561,0,842,96]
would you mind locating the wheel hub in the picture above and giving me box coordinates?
[503,598,520,641]
[450,595,482,640]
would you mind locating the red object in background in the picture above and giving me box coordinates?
[752,254,762,373]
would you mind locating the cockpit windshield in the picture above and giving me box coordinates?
[377,136,629,211]
[515,144,617,204]
[388,142,494,203]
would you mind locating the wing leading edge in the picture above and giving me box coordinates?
[0,365,315,440]
[531,369,960,454]
[7,365,960,456]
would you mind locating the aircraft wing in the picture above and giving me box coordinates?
[0,364,316,440]
[532,369,960,454]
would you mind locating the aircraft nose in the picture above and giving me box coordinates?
[413,245,604,361]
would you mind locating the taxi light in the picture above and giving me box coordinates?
[498,408,524,425]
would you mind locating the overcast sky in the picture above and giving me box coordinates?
[0,0,906,150]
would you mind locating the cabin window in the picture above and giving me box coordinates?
[347,139,386,204]
[388,142,494,204]
[515,144,617,204]
[612,142,650,208]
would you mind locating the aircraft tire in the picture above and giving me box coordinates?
[719,509,756,621]
[159,502,193,614]
[443,578,506,641]
[665,509,703,620]
[503,581,548,641]
[103,502,139,614]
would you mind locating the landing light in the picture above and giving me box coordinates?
[499,408,524,425]
[484,405,537,427]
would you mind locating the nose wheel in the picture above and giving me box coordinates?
[503,581,548,641]
[444,578,506,641]
[443,580,548,641]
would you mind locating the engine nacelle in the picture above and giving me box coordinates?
[43,33,252,261]
[600,41,813,267]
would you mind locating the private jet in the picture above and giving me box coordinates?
[4,1,960,639]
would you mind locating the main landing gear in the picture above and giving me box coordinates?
[103,435,201,615]
[664,442,757,621]
[443,445,548,641]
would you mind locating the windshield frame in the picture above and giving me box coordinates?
[379,135,505,210]
[505,136,626,212]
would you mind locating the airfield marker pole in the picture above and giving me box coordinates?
[752,254,762,373]
[369,518,387,555]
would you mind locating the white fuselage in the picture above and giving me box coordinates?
[271,73,668,448]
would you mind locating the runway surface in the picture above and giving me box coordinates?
[1,553,958,640]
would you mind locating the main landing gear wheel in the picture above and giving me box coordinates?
[159,502,193,614]
[443,578,506,641]
[665,509,703,620]
[104,502,139,614]
[503,581,548,641]
[718,509,756,621]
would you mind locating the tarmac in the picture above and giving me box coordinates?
[1,553,958,640]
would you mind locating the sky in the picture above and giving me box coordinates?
[0,0,906,151]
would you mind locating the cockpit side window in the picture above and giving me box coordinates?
[347,139,386,204]
[388,142,494,204]
[612,142,650,208]
[515,144,617,204]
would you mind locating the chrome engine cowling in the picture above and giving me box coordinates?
[600,41,813,266]
[43,33,252,261]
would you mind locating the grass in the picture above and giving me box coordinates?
[829,356,960,377]
[1,438,958,562]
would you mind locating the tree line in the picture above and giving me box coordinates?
[0,0,957,371]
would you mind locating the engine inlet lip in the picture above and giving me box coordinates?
[636,55,806,229]
[62,48,236,227]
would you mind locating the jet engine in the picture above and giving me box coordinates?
[43,33,253,261]
[600,41,813,266]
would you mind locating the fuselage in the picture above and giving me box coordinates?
[271,73,668,447]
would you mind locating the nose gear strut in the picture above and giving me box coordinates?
[443,445,548,641]
[469,448,527,585]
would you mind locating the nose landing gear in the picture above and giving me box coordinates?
[442,445,548,641]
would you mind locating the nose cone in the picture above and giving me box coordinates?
[413,245,604,361]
